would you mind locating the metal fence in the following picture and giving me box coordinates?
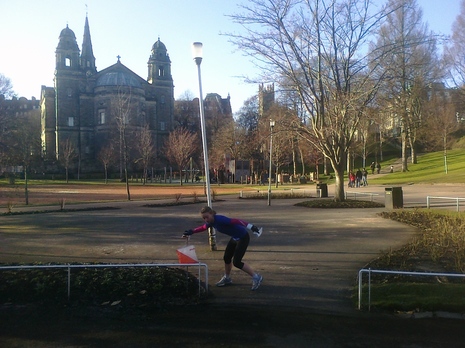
[345,191,379,201]
[0,262,209,301]
[426,196,465,212]
[239,189,314,199]
[357,268,465,311]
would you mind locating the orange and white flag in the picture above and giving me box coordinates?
[177,245,199,264]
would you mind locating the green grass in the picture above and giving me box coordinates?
[370,149,465,185]
[359,283,465,313]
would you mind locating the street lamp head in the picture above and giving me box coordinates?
[192,42,203,65]
[270,119,275,128]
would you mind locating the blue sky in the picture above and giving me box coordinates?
[0,0,462,113]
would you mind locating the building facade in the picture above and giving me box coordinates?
[40,16,174,171]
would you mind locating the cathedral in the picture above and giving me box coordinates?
[40,16,174,171]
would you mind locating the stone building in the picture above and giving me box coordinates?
[258,83,275,117]
[40,16,174,171]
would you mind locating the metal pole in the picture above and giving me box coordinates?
[195,61,212,208]
[193,43,216,251]
[358,269,363,310]
[368,268,371,311]
[267,122,274,206]
[68,266,71,301]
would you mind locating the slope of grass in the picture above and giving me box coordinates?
[370,149,465,185]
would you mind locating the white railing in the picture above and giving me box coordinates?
[345,191,379,202]
[358,268,465,311]
[426,196,465,212]
[239,189,313,198]
[0,262,208,301]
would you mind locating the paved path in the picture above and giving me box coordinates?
[3,183,458,314]
[3,183,465,346]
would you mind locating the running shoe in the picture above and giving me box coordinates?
[251,273,263,291]
[216,275,232,287]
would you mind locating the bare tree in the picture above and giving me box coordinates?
[445,0,465,87]
[135,124,154,184]
[5,111,41,204]
[59,139,76,183]
[228,0,392,201]
[0,75,16,162]
[265,105,295,187]
[98,144,115,184]
[0,74,15,99]
[163,127,198,186]
[423,89,459,173]
[174,90,200,132]
[373,0,441,170]
[235,95,264,182]
[113,87,133,200]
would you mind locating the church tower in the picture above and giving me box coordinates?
[147,38,172,86]
[80,16,97,75]
[147,38,174,142]
[53,24,84,159]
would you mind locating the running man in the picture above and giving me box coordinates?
[183,206,263,291]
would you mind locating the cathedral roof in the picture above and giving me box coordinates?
[57,25,79,51]
[152,38,167,52]
[95,60,146,88]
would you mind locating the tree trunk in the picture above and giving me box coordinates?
[324,157,330,175]
[275,165,279,188]
[401,128,408,172]
[292,149,297,177]
[299,147,305,176]
[409,134,417,164]
[347,151,351,173]
[410,146,417,164]
[333,164,345,202]
[330,153,346,202]
[24,165,29,205]
[125,167,130,201]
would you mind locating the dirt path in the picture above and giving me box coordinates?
[0,182,250,209]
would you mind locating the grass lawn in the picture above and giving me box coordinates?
[358,283,465,313]
[370,149,465,184]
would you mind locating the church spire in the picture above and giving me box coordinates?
[81,15,96,74]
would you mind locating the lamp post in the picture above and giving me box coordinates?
[192,42,212,208]
[192,42,216,250]
[267,119,275,206]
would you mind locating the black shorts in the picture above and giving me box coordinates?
[223,233,250,269]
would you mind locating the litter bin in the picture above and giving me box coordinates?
[385,187,403,209]
[316,183,328,198]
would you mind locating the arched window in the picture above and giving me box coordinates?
[65,57,71,67]
[98,109,106,124]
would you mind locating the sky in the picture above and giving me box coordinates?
[0,0,462,114]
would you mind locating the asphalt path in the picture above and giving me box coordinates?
[2,183,465,346]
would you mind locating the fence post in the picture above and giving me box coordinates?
[358,269,363,310]
[368,268,372,312]
[68,266,71,301]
